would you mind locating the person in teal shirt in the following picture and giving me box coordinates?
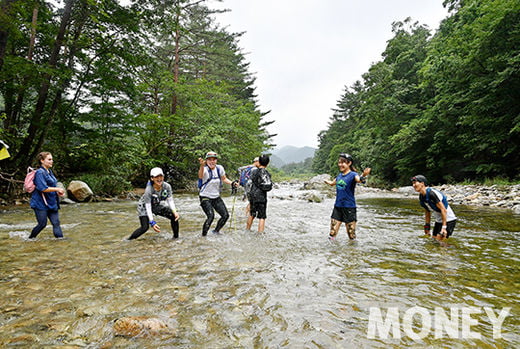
[324,153,371,241]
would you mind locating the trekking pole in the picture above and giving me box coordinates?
[229,181,238,233]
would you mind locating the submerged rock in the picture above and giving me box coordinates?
[113,316,174,337]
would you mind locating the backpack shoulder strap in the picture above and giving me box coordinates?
[419,188,430,210]
[199,165,212,190]
[430,187,448,209]
[199,165,222,191]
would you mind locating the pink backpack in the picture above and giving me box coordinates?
[24,167,49,206]
[23,167,37,193]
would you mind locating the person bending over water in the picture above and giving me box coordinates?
[128,167,180,240]
[411,175,457,241]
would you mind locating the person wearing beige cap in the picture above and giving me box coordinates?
[197,151,237,236]
[128,167,180,240]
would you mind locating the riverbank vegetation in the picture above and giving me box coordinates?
[313,0,520,187]
[2,0,519,203]
[0,0,272,199]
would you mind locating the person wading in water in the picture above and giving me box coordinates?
[198,151,238,236]
[324,153,371,241]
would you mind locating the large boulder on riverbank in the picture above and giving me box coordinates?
[57,181,76,204]
[302,174,331,190]
[67,180,93,202]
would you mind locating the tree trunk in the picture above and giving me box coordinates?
[15,0,75,166]
[27,2,39,60]
[171,21,181,115]
[0,0,17,71]
[6,2,39,133]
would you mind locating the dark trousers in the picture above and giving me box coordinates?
[200,196,229,236]
[129,206,179,240]
[30,209,63,238]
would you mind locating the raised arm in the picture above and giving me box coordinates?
[356,167,371,183]
[198,158,206,179]
[324,178,337,186]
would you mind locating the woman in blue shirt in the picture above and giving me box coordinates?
[324,153,371,241]
[29,152,65,239]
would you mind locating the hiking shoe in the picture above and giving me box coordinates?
[328,235,336,242]
[212,230,221,235]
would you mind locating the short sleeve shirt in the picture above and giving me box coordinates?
[199,165,225,199]
[334,171,358,208]
[419,188,457,223]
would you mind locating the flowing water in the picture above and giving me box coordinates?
[0,183,518,348]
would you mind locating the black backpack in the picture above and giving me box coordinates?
[257,168,272,192]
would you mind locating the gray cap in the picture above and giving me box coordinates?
[410,175,427,185]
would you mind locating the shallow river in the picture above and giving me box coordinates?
[0,183,519,348]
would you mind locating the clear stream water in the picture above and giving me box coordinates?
[0,183,518,348]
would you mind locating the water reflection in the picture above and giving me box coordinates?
[0,183,518,347]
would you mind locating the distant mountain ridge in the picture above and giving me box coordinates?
[270,146,316,168]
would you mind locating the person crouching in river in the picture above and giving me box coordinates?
[324,153,371,241]
[411,175,457,241]
[29,152,66,239]
[128,167,180,240]
[198,151,238,236]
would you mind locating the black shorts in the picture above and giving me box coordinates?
[331,206,357,223]
[250,202,267,219]
[432,220,456,238]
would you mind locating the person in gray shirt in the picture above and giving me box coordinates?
[128,167,180,240]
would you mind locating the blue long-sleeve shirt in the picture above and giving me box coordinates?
[30,168,60,210]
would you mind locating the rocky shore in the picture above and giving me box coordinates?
[3,174,520,215]
[393,183,520,212]
[296,174,520,214]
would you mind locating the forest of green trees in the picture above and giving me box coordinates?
[1,0,519,200]
[0,0,272,197]
[313,0,519,186]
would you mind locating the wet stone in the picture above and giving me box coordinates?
[113,316,175,337]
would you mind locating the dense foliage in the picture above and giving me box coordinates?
[313,0,520,186]
[278,157,314,178]
[0,0,272,197]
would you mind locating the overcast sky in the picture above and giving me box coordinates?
[211,0,450,149]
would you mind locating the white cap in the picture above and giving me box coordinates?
[205,151,218,159]
[253,157,259,162]
[150,167,164,177]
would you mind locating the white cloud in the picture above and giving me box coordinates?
[212,0,449,148]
